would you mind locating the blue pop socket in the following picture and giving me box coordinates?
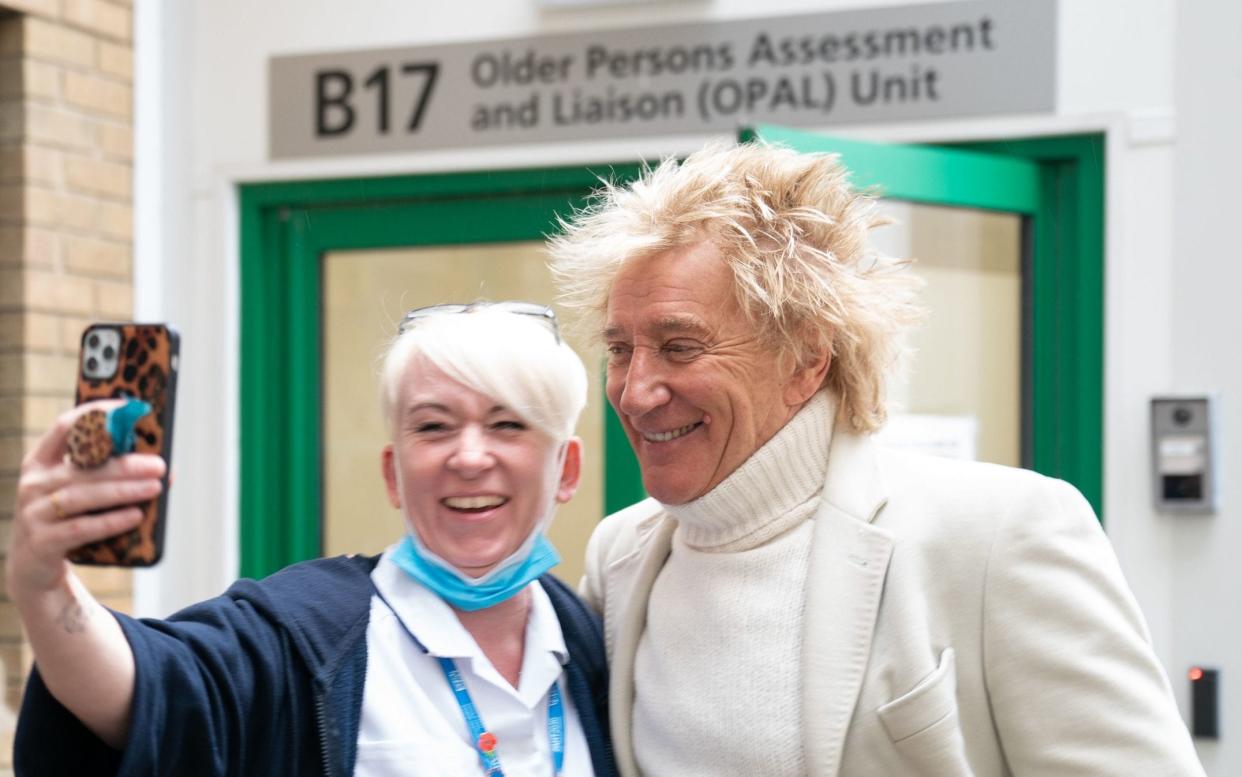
[107,398,152,455]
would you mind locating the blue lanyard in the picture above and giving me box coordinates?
[437,656,565,776]
[371,583,565,776]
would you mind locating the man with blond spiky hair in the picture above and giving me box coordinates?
[549,141,1203,777]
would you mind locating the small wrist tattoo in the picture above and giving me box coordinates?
[56,600,92,634]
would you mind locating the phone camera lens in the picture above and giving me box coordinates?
[1173,406,1193,426]
[103,345,115,360]
[88,334,99,349]
[87,356,99,372]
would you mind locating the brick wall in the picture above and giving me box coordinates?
[0,0,133,769]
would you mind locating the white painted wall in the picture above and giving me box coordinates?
[133,0,1238,771]
[1169,2,1242,773]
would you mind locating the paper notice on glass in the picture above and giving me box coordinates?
[875,414,978,461]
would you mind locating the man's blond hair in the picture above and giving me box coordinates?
[548,141,923,434]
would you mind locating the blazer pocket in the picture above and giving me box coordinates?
[877,647,959,743]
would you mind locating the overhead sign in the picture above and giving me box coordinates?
[269,0,1055,159]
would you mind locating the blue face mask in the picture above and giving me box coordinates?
[390,529,561,612]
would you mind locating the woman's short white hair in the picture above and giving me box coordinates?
[548,140,923,434]
[379,306,588,441]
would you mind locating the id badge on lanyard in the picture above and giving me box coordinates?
[438,657,565,776]
[372,583,566,776]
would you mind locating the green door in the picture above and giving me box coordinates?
[238,130,1102,580]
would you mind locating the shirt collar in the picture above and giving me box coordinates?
[527,573,570,666]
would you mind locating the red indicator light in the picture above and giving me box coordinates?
[1189,667,1204,682]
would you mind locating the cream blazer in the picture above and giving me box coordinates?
[581,426,1205,777]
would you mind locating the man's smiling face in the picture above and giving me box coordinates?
[604,240,805,505]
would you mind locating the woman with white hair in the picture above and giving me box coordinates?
[9,302,616,777]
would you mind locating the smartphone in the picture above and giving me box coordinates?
[70,323,180,566]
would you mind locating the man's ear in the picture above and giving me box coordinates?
[381,444,401,509]
[784,342,831,406]
[555,437,583,503]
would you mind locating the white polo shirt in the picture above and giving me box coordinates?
[355,546,595,777]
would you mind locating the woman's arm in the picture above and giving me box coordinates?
[6,404,165,748]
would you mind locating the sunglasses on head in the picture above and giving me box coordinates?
[398,300,561,344]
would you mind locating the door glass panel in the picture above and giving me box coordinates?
[871,201,1024,467]
[321,243,604,586]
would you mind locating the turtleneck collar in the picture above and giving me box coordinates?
[662,391,835,552]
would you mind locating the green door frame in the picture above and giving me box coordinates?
[238,132,1103,580]
[955,133,1106,517]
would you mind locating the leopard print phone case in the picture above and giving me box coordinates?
[71,323,179,566]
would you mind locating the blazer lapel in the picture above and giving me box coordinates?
[608,515,677,777]
[802,430,894,777]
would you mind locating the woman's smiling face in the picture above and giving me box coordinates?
[382,356,580,577]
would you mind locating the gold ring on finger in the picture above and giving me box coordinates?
[49,489,67,520]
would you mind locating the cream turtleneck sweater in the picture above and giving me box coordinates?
[633,391,834,777]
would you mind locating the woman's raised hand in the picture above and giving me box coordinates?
[4,401,155,748]
[6,401,164,602]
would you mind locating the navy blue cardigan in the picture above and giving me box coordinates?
[14,556,616,777]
